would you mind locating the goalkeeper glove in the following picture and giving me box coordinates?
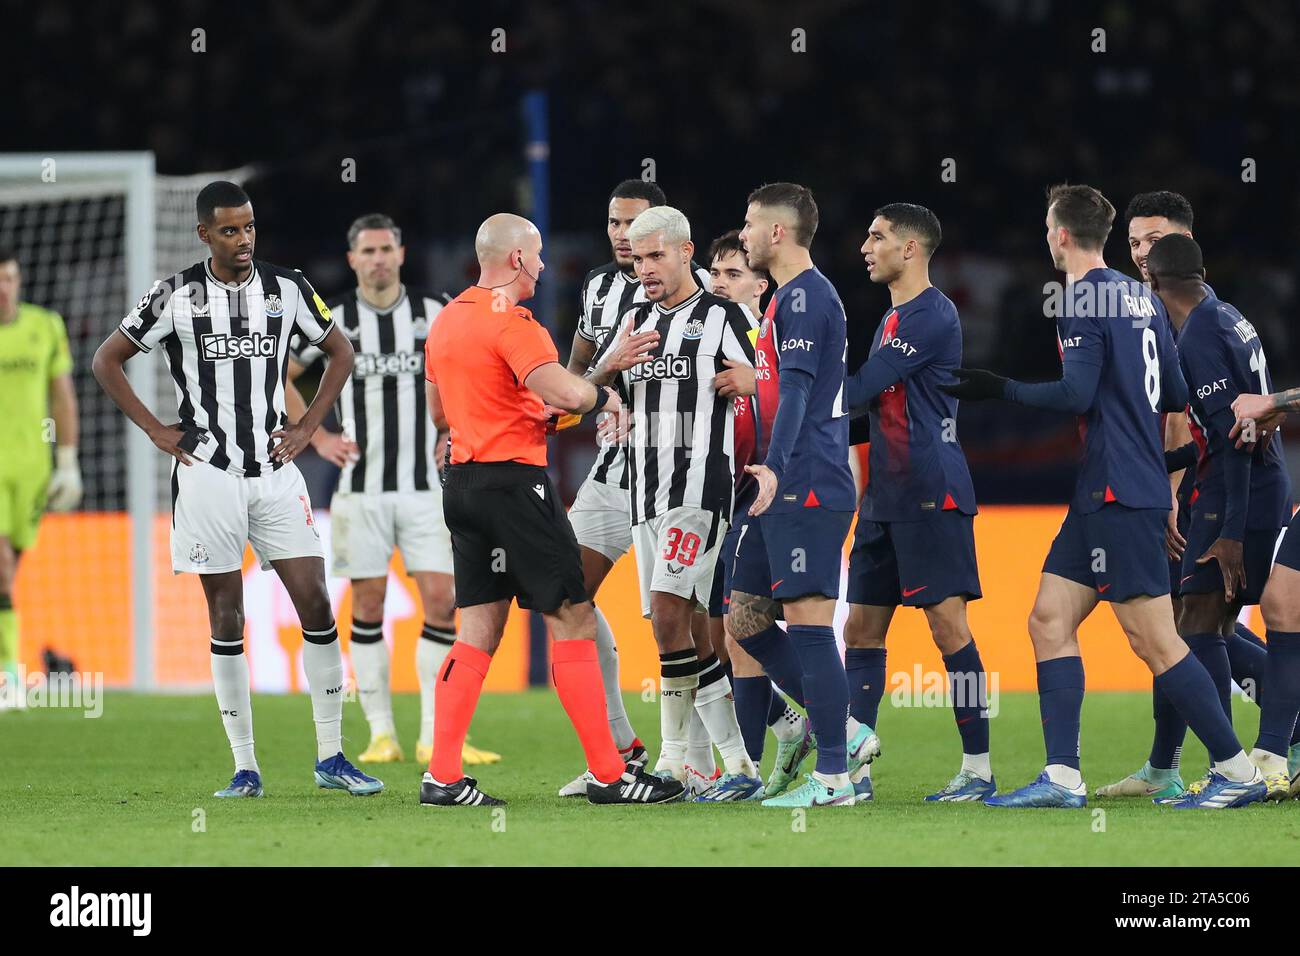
[46,446,83,511]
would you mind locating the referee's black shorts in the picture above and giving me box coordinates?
[442,462,588,612]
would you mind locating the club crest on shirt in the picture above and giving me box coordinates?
[410,317,430,338]
[681,318,706,340]
[264,294,284,318]
[759,317,771,339]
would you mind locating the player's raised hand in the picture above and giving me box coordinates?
[595,389,632,445]
[939,368,1009,402]
[1229,392,1284,449]
[311,429,360,468]
[599,316,660,373]
[745,463,778,516]
[149,422,194,466]
[714,358,756,397]
[270,421,313,464]
[1196,537,1245,603]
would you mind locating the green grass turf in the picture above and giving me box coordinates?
[3,689,1298,866]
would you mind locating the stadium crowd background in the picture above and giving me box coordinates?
[10,0,1300,508]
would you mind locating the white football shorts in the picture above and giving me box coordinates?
[170,460,324,574]
[632,505,727,619]
[328,488,453,579]
[568,475,633,563]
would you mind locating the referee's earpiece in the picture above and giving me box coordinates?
[516,251,538,283]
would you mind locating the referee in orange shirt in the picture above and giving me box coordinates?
[420,213,685,806]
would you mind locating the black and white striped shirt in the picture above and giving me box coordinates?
[119,259,334,477]
[577,260,710,488]
[594,288,757,524]
[293,286,444,494]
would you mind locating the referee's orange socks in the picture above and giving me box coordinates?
[428,641,491,783]
[552,638,625,784]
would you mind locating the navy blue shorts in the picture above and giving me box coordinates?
[1271,507,1300,572]
[846,510,982,608]
[730,508,852,602]
[708,522,744,617]
[1169,498,1192,598]
[1043,504,1170,602]
[1179,509,1282,606]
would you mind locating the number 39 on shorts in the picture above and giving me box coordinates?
[662,527,700,566]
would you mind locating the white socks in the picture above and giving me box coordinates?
[595,605,637,750]
[814,770,849,789]
[1045,763,1083,790]
[302,625,344,762]
[211,637,257,773]
[417,626,454,746]
[961,752,993,781]
[686,710,716,776]
[349,620,394,737]
[771,702,803,742]
[1216,750,1260,782]
[657,649,699,778]
[694,659,757,777]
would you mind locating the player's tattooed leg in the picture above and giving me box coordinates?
[727,590,779,641]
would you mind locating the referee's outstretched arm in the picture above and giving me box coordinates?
[526,362,618,415]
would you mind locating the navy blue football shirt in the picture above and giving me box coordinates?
[1007,267,1186,513]
[1178,293,1291,537]
[765,267,856,514]
[858,286,977,521]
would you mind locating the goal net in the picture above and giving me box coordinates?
[0,153,253,690]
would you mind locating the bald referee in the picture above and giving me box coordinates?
[419,213,685,806]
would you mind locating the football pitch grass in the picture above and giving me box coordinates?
[4,689,1299,866]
